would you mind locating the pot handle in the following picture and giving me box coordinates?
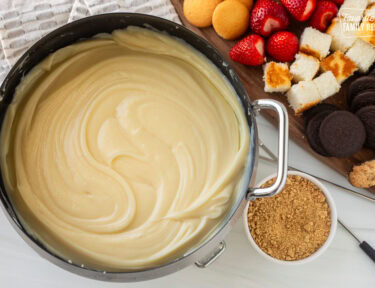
[195,241,226,268]
[247,99,288,200]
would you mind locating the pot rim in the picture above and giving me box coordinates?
[0,13,258,281]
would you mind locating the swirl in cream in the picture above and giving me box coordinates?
[1,27,249,270]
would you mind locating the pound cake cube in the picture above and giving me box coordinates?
[300,27,332,60]
[313,71,341,100]
[287,81,321,114]
[338,0,367,23]
[320,51,358,84]
[327,17,357,52]
[263,62,292,93]
[346,39,375,72]
[290,53,320,82]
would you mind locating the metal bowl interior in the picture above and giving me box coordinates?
[0,13,257,282]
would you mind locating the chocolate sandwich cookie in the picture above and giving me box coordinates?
[350,89,375,112]
[356,106,375,150]
[348,76,375,106]
[319,111,366,158]
[306,110,333,157]
[303,103,339,129]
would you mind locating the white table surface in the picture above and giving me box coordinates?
[1,115,374,288]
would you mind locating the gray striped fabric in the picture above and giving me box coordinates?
[0,0,180,84]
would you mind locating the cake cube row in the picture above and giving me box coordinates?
[287,72,340,114]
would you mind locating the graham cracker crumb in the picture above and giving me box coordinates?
[247,175,331,261]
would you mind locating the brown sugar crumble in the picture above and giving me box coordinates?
[248,175,331,261]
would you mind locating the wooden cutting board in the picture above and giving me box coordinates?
[171,0,375,193]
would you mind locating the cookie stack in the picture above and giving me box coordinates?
[304,73,375,158]
[183,0,253,40]
[304,104,366,158]
[348,76,375,150]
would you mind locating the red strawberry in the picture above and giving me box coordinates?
[281,0,316,21]
[250,0,290,37]
[230,34,266,66]
[266,31,299,62]
[309,1,338,31]
[330,0,343,6]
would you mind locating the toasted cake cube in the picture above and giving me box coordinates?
[340,0,367,11]
[287,81,321,114]
[300,27,332,59]
[290,53,320,82]
[338,0,367,23]
[346,39,375,72]
[369,0,375,5]
[313,71,341,100]
[320,51,358,83]
[327,17,357,52]
[357,4,375,46]
[263,62,292,93]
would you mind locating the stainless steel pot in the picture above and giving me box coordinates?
[0,13,289,282]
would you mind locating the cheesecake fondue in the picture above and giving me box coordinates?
[1,27,249,270]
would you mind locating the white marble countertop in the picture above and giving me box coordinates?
[1,115,374,287]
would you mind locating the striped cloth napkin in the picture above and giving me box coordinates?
[0,0,181,84]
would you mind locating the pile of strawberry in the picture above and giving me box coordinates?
[230,0,343,66]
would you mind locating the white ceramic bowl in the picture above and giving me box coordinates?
[242,171,337,265]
